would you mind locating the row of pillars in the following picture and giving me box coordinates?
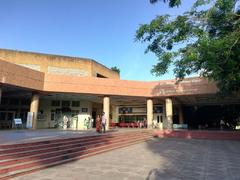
[103,96,177,130]
[147,98,174,129]
[0,85,180,130]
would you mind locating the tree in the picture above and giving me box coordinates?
[136,0,240,94]
[111,66,120,74]
[149,0,181,7]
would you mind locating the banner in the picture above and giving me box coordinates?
[26,112,33,129]
[14,118,22,125]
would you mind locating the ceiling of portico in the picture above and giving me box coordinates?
[41,93,103,104]
[175,94,240,105]
[1,85,33,98]
[2,85,239,107]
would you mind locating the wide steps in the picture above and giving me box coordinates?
[0,130,153,179]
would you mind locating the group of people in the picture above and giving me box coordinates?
[137,118,147,128]
[96,112,107,133]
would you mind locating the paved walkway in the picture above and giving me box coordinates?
[14,138,240,180]
[0,129,98,145]
[0,128,145,145]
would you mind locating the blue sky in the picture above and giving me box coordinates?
[0,0,196,81]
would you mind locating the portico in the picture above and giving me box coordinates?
[0,50,239,131]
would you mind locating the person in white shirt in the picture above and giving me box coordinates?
[101,112,106,133]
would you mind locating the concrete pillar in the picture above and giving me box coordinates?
[179,105,184,124]
[111,105,117,123]
[165,98,173,130]
[0,86,2,105]
[103,96,110,130]
[30,93,40,129]
[147,98,153,128]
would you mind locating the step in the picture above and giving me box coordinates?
[0,135,153,179]
[0,130,151,151]
[0,132,151,159]
[0,137,152,173]
[0,133,151,166]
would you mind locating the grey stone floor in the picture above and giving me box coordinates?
[13,138,240,180]
[0,128,142,145]
[0,129,99,145]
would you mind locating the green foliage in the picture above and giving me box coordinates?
[150,0,181,7]
[111,66,120,74]
[136,0,240,94]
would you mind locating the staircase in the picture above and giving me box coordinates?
[0,130,153,179]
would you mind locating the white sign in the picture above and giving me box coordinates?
[26,112,33,129]
[14,118,22,125]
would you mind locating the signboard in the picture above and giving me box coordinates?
[119,107,133,114]
[26,112,33,129]
[82,108,88,113]
[173,124,188,129]
[14,118,22,125]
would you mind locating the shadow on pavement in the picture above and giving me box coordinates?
[144,136,240,180]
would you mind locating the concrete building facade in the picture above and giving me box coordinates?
[0,49,239,130]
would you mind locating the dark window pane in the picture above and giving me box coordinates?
[72,101,80,107]
[0,112,6,121]
[21,99,31,106]
[62,101,70,107]
[51,100,60,107]
[9,99,19,105]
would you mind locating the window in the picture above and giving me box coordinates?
[37,110,44,120]
[62,101,70,107]
[153,106,163,113]
[119,107,132,114]
[1,98,8,105]
[51,100,60,107]
[82,108,88,112]
[71,110,79,116]
[21,99,31,106]
[72,101,80,107]
[51,110,55,121]
[96,73,107,78]
[9,99,19,105]
[0,112,6,121]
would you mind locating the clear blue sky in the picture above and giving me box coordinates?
[0,0,196,81]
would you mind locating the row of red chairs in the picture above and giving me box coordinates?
[110,122,146,128]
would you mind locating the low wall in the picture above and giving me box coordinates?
[153,130,240,141]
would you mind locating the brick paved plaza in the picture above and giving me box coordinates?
[13,138,240,180]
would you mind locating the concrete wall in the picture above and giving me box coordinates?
[0,58,218,98]
[91,60,120,79]
[38,99,93,129]
[44,74,218,97]
[0,59,44,90]
[37,99,51,129]
[0,49,119,79]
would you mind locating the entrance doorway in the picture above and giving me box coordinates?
[153,113,164,129]
[0,111,16,129]
[92,111,97,128]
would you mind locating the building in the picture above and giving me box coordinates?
[0,49,239,130]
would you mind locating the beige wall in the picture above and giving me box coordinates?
[0,52,219,98]
[0,49,119,79]
[0,59,44,90]
[38,99,51,129]
[111,105,118,123]
[91,60,120,79]
[38,99,93,129]
[44,74,218,97]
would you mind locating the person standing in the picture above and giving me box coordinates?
[143,117,147,128]
[220,119,225,130]
[96,115,101,133]
[101,112,106,133]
